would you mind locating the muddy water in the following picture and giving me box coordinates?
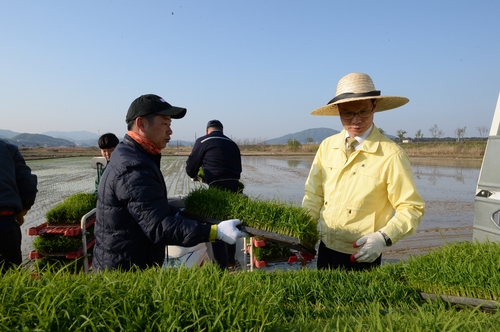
[241,156,314,204]
[410,158,481,229]
[21,155,480,259]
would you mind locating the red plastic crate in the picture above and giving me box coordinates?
[299,252,315,262]
[27,217,96,237]
[28,251,42,260]
[253,258,268,268]
[252,238,266,247]
[287,252,315,264]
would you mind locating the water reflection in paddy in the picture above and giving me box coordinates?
[241,156,480,230]
[410,158,481,229]
[241,156,314,205]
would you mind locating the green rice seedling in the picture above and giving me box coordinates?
[0,265,286,331]
[197,166,205,182]
[253,241,291,262]
[45,192,97,225]
[1,255,500,331]
[184,187,318,250]
[34,257,84,274]
[404,241,500,301]
[32,234,87,272]
[33,234,83,254]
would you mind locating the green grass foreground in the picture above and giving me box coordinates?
[1,242,500,331]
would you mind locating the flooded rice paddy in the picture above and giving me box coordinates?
[21,155,481,259]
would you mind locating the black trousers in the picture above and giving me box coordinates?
[209,180,240,269]
[209,180,240,193]
[211,241,235,269]
[0,216,22,273]
[316,241,382,272]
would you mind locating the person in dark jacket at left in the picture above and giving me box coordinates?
[93,94,247,271]
[0,140,38,273]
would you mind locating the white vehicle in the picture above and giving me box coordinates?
[473,92,500,242]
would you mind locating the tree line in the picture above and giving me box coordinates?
[390,124,489,143]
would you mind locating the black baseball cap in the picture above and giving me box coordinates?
[126,94,187,123]
[206,119,223,129]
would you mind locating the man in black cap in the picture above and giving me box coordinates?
[93,94,247,271]
[186,119,242,269]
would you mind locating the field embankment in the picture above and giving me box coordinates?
[19,141,487,160]
[402,141,486,159]
[19,146,101,160]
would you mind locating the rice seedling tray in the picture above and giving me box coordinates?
[27,217,96,237]
[420,292,498,312]
[252,255,292,269]
[180,211,316,255]
[287,252,315,264]
[29,237,95,260]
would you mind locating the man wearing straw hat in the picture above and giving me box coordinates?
[302,72,425,271]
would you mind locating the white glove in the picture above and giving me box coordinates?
[352,232,386,263]
[217,219,249,244]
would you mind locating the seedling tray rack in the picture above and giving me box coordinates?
[179,210,316,255]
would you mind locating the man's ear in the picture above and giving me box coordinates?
[135,117,146,132]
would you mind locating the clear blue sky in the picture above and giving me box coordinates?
[1,1,499,142]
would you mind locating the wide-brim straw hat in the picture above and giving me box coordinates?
[311,72,409,116]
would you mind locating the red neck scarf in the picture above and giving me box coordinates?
[127,131,161,155]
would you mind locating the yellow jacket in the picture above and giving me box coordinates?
[302,125,424,254]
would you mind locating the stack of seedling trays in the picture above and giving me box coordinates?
[183,188,319,269]
[247,237,315,269]
[249,237,292,268]
[27,193,97,273]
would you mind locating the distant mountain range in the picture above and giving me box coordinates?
[7,133,75,147]
[43,131,99,142]
[0,129,99,147]
[0,128,395,148]
[263,127,339,144]
[0,129,196,147]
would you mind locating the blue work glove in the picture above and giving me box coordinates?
[217,219,249,244]
[351,232,386,263]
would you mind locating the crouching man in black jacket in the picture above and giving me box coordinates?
[93,94,247,271]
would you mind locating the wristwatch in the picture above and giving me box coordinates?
[379,231,392,247]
